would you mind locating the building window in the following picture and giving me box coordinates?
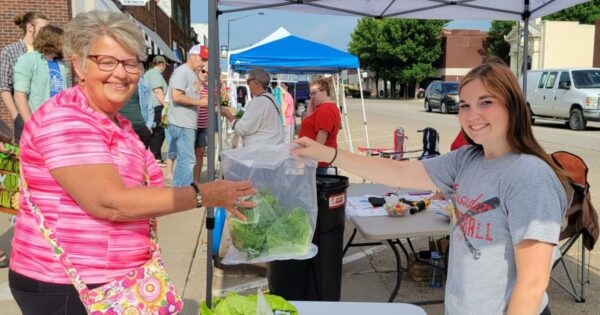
[177,4,184,29]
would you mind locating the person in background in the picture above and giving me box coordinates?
[0,12,48,144]
[280,82,295,143]
[193,66,209,183]
[8,11,255,314]
[118,65,153,148]
[167,44,207,187]
[14,25,69,123]
[145,55,169,164]
[237,85,247,108]
[220,68,284,147]
[298,78,340,170]
[450,130,469,151]
[294,62,567,315]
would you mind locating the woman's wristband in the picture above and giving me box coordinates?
[329,147,338,165]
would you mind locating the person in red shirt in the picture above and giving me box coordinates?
[298,78,340,168]
[450,130,469,151]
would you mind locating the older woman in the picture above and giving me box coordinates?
[14,24,69,123]
[9,10,255,315]
[297,78,340,169]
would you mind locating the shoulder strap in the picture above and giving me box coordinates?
[260,94,282,118]
[20,169,160,296]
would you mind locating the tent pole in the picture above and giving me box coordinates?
[522,0,530,100]
[333,73,348,142]
[341,74,354,153]
[216,54,223,178]
[357,68,370,148]
[206,0,218,307]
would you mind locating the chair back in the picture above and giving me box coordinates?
[551,151,599,250]
[418,127,440,160]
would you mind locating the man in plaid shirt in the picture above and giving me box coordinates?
[0,12,48,144]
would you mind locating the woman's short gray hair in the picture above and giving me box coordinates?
[248,68,271,89]
[64,10,147,69]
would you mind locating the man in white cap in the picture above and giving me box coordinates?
[167,44,208,187]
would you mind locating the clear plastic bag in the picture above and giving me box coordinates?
[220,143,318,264]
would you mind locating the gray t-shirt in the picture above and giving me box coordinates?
[422,146,566,315]
[168,64,199,129]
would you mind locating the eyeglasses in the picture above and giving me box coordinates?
[200,70,207,74]
[87,55,142,74]
[246,78,256,84]
[310,89,323,97]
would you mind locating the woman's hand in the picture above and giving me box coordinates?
[199,180,257,220]
[293,137,334,162]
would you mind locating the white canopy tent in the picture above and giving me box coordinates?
[204,0,589,305]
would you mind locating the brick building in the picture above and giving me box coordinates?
[0,0,195,131]
[0,0,70,125]
[435,29,488,82]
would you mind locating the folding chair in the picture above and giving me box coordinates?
[357,127,440,161]
[550,151,599,302]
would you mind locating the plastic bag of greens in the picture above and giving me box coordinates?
[220,143,318,264]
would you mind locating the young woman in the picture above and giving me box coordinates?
[294,62,568,315]
[297,78,340,169]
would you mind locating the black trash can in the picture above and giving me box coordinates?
[267,175,349,301]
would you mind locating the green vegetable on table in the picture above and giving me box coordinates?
[229,189,312,260]
[199,292,297,315]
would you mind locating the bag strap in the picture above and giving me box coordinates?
[261,94,282,118]
[20,168,160,296]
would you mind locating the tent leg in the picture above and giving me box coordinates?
[341,76,354,153]
[522,0,529,99]
[357,68,370,148]
[333,74,349,145]
[206,0,218,307]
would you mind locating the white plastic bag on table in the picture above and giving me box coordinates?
[220,143,318,264]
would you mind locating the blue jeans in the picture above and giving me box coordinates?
[168,125,196,187]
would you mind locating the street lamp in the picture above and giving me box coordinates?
[226,12,264,56]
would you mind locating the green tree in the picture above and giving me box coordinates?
[544,0,600,24]
[348,18,445,98]
[484,20,515,64]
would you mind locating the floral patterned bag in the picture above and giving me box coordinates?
[21,180,183,314]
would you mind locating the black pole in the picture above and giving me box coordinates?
[206,0,218,307]
[522,0,530,99]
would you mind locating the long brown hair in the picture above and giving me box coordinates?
[13,12,48,34]
[33,25,63,58]
[459,62,569,183]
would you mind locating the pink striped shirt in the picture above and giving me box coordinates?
[197,83,208,128]
[11,85,164,284]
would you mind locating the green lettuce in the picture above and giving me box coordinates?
[199,292,298,315]
[229,189,312,260]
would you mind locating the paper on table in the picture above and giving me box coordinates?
[346,194,451,218]
[346,195,388,218]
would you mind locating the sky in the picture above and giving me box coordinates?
[191,1,491,53]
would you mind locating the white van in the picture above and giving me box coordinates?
[524,68,600,130]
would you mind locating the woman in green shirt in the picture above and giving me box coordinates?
[14,25,69,123]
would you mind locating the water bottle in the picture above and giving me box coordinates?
[429,251,444,288]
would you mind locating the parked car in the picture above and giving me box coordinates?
[423,81,460,114]
[523,68,600,130]
[344,85,371,98]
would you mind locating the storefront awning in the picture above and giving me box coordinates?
[133,19,182,64]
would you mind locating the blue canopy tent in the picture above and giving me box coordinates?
[226,28,366,153]
[229,33,359,74]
